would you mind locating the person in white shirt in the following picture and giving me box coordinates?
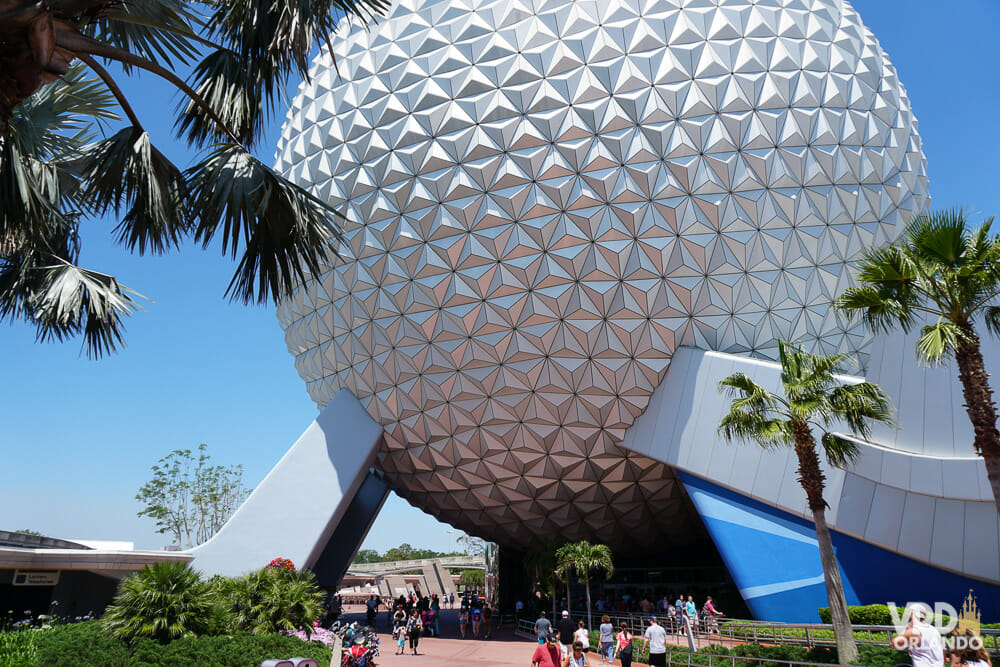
[892,605,944,667]
[643,616,668,667]
[574,620,590,653]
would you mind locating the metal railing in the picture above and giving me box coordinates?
[515,615,1000,655]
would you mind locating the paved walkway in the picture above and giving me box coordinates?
[337,607,554,666]
[336,607,715,666]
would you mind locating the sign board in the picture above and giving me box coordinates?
[13,570,60,586]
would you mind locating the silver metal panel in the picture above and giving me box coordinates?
[896,492,935,562]
[930,498,965,573]
[864,484,905,548]
[836,473,876,537]
[964,502,1000,581]
[275,0,928,550]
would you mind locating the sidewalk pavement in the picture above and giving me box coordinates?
[337,607,723,666]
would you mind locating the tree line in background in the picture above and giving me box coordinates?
[352,535,489,564]
[352,544,460,564]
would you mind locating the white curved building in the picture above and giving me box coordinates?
[191,0,1000,621]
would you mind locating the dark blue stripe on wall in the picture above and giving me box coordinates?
[679,472,1000,622]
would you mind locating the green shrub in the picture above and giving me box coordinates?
[219,567,325,635]
[34,620,131,667]
[817,604,952,628]
[102,561,214,644]
[0,628,39,667]
[34,621,331,667]
[853,645,911,667]
[129,632,331,666]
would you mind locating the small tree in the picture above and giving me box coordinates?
[136,444,251,548]
[837,210,1000,515]
[220,567,324,636]
[102,561,212,644]
[460,569,485,589]
[555,541,614,630]
[457,535,487,556]
[718,339,893,663]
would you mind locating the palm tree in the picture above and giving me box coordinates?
[102,561,212,643]
[555,541,614,631]
[717,339,893,664]
[0,0,386,356]
[220,567,325,635]
[837,209,1000,515]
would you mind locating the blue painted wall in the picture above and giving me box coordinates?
[680,472,1000,622]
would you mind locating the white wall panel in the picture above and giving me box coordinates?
[896,492,936,562]
[864,484,906,547]
[930,498,966,572]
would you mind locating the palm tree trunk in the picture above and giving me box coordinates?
[585,580,593,631]
[955,336,1000,515]
[552,571,557,623]
[792,422,858,664]
[566,579,572,616]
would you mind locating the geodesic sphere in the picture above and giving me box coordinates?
[274,0,928,551]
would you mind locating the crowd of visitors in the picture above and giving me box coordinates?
[528,592,727,667]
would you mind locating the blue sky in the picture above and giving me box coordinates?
[2,0,998,553]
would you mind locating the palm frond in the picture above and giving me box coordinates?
[6,64,118,159]
[828,382,894,438]
[185,144,341,304]
[984,305,1000,337]
[718,409,792,449]
[835,285,915,334]
[906,208,968,268]
[820,432,862,468]
[78,127,189,253]
[87,0,203,72]
[915,320,968,365]
[717,372,779,409]
[176,49,281,147]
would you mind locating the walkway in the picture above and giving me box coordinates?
[337,606,698,666]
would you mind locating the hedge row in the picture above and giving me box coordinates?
[817,604,998,630]
[31,621,331,667]
[579,635,906,666]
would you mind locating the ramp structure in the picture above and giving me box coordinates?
[189,390,386,582]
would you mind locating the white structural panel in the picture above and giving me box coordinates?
[621,347,1000,584]
[274,0,928,550]
[189,390,383,577]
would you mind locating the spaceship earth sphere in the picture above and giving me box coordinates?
[274,0,929,551]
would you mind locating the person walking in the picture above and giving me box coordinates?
[563,640,590,667]
[535,610,552,644]
[892,605,944,667]
[615,622,634,667]
[574,619,590,654]
[643,616,668,667]
[394,622,406,655]
[598,614,614,664]
[483,604,493,639]
[685,596,698,634]
[406,609,423,655]
[458,605,469,638]
[533,632,562,667]
[949,629,991,667]
[471,603,483,638]
[674,595,685,635]
[702,596,723,635]
[557,610,577,660]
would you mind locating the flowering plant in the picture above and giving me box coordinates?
[265,557,295,571]
[287,626,336,647]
